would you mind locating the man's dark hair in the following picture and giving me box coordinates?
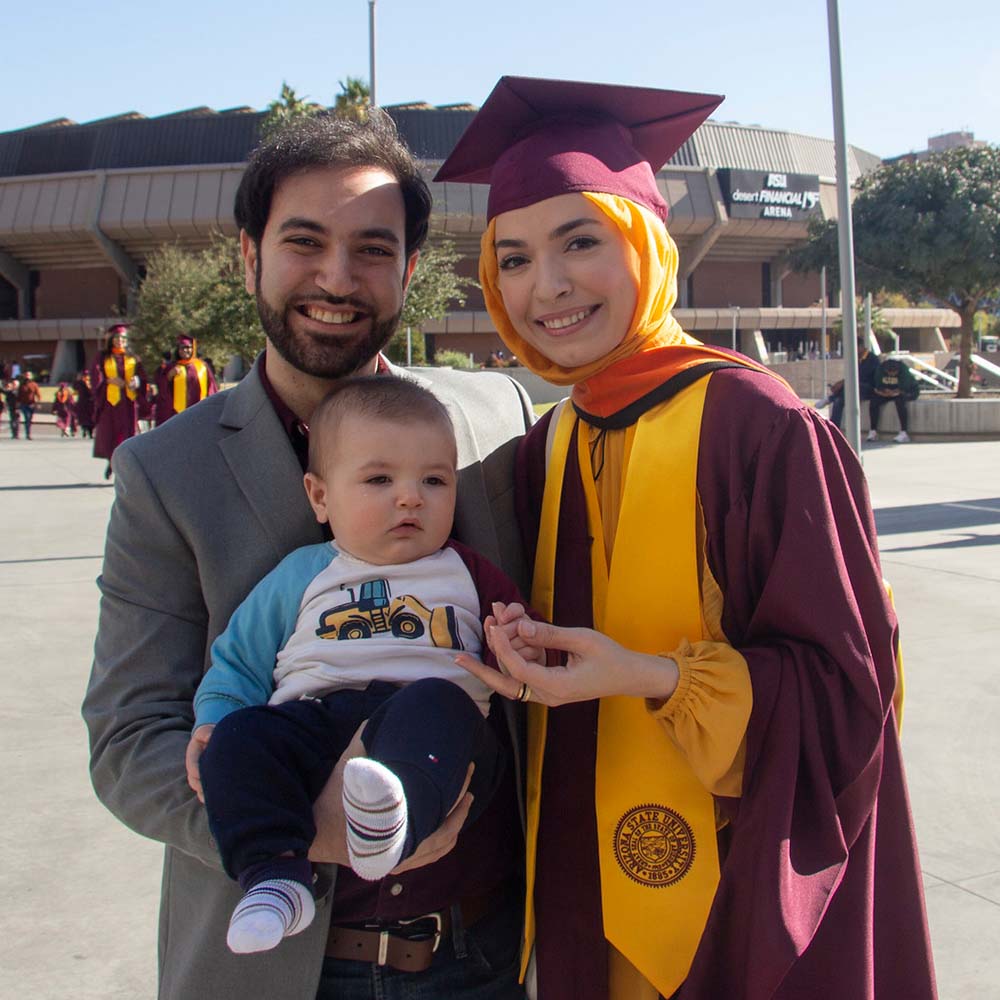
[234,112,431,258]
[308,375,454,473]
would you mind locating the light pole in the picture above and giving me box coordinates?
[826,0,861,455]
[368,0,377,108]
[820,266,828,395]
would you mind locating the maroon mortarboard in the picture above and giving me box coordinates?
[176,333,194,344]
[434,76,723,222]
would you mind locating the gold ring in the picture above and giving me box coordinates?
[516,682,532,703]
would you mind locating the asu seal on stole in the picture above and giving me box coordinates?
[613,803,696,887]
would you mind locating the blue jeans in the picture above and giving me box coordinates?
[316,889,524,1000]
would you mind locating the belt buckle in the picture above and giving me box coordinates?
[397,911,443,953]
[366,911,443,967]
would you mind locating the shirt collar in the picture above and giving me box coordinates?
[258,350,392,469]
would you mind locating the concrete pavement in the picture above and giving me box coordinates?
[1,422,997,999]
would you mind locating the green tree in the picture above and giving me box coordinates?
[974,309,999,344]
[384,326,427,366]
[432,349,475,370]
[832,300,895,346]
[384,240,476,366]
[791,145,1000,397]
[334,76,370,121]
[260,82,322,141]
[132,235,261,368]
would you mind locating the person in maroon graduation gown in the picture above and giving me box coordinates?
[91,324,148,479]
[152,333,218,426]
[72,369,95,438]
[445,77,937,1000]
[52,382,77,436]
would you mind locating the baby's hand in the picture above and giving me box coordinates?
[185,724,215,804]
[484,602,545,665]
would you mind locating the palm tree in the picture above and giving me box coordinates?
[260,82,321,140]
[334,77,370,122]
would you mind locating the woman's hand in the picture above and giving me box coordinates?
[456,619,680,707]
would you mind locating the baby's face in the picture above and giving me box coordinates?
[307,413,458,565]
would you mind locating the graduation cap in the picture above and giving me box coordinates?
[434,76,723,222]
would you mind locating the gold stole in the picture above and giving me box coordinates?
[172,358,208,412]
[103,355,137,406]
[524,378,719,998]
[884,580,905,733]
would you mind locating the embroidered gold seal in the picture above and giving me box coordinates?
[613,804,696,887]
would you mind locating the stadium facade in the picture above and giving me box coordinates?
[0,104,957,380]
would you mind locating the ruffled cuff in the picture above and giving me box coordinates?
[646,638,752,797]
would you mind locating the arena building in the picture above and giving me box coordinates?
[0,103,958,381]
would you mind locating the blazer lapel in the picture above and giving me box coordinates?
[217,364,323,561]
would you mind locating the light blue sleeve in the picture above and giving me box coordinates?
[194,542,336,726]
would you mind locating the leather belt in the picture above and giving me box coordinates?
[326,892,494,972]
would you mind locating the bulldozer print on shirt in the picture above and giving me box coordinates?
[315,578,464,650]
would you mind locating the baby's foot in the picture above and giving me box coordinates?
[226,878,315,954]
[343,758,408,881]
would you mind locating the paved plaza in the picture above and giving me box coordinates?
[1,420,998,999]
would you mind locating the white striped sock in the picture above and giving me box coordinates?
[343,757,408,881]
[226,878,315,954]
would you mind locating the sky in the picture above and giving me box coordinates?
[4,0,998,160]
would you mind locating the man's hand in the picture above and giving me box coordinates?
[309,723,474,871]
[391,764,474,874]
[185,724,215,803]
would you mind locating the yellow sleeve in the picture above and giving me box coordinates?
[646,638,752,798]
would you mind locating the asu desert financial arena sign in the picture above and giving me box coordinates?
[717,170,822,221]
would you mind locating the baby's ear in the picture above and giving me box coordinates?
[303,472,330,525]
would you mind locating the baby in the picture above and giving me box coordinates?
[186,375,538,954]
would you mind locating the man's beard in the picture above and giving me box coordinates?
[256,289,401,380]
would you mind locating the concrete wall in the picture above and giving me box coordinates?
[499,365,1000,436]
[779,271,822,308]
[499,368,569,405]
[35,266,122,319]
[690,261,764,308]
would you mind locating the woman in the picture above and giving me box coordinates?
[152,333,218,426]
[91,324,147,479]
[52,381,77,437]
[443,78,936,1000]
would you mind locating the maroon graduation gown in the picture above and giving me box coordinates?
[516,365,936,1000]
[153,360,218,425]
[91,355,148,460]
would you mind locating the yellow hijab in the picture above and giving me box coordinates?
[479,192,696,386]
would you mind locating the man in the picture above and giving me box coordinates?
[153,333,219,425]
[3,376,20,438]
[17,371,41,440]
[827,337,878,430]
[72,369,95,439]
[868,355,920,443]
[83,113,534,1000]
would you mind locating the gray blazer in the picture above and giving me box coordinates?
[82,359,534,1000]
